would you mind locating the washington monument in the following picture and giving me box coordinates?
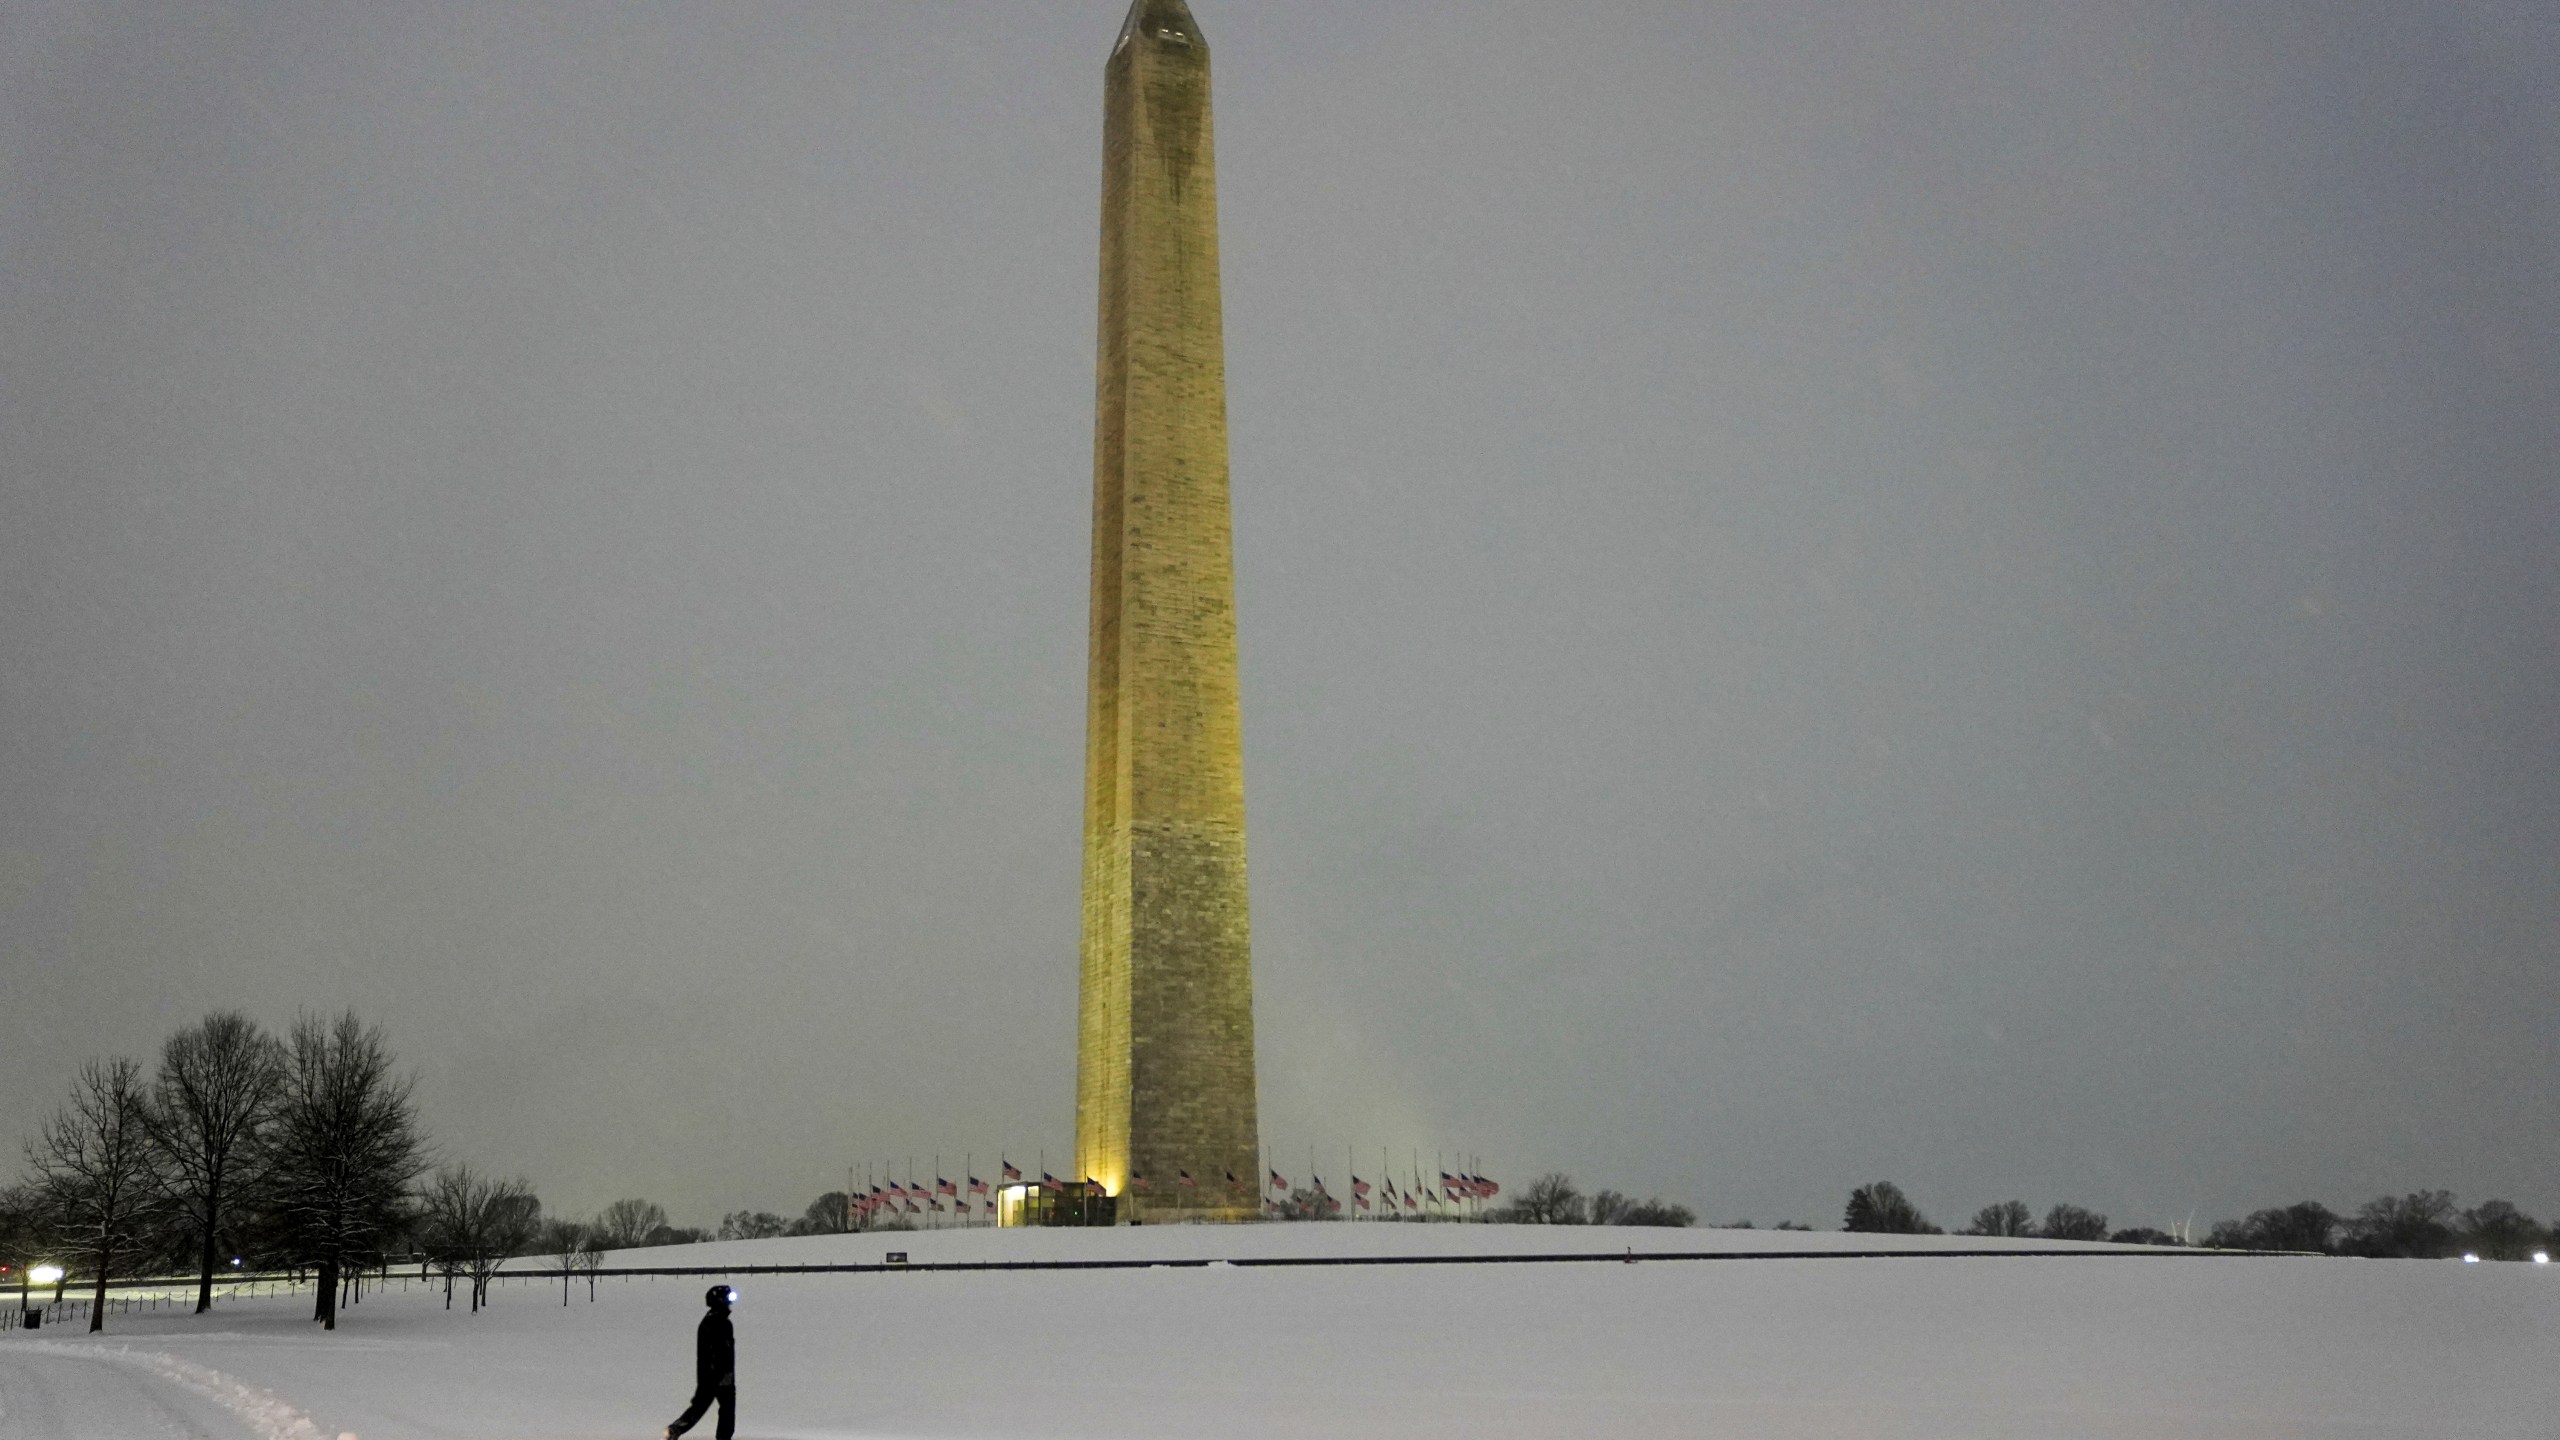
[1075,0,1258,1221]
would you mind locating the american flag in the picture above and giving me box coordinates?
[1178,1170,1197,1187]
[1002,1160,1022,1182]
[1131,1173,1151,1191]
[1355,1192,1370,1211]
[1312,1176,1328,1196]
[968,1176,988,1195]
[937,1178,958,1197]
[888,1181,909,1199]
[1476,1176,1501,1198]
[1351,1176,1371,1198]
[1041,1172,1063,1192]
[1225,1171,1242,1188]
[1268,1169,1288,1191]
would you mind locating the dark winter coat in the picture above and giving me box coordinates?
[695,1309,735,1388]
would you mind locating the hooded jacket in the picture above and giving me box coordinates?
[695,1306,735,1388]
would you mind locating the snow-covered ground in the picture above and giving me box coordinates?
[4,1224,2553,1439]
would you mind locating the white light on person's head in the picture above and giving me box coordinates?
[2536,1252,2551,1265]
[726,1287,739,1304]
[2463,1253,2480,1263]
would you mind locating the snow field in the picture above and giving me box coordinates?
[4,1225,2554,1439]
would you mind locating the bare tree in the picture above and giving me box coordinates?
[575,1230,606,1301]
[416,1167,474,1310]
[267,1012,427,1330]
[1962,1200,2034,1237]
[540,1217,610,1303]
[467,1179,539,1310]
[594,1198,667,1251]
[1492,1173,1586,1225]
[25,1059,165,1332]
[0,1181,44,1274]
[718,1210,786,1241]
[2457,1200,2542,1261]
[2341,1190,2457,1258]
[415,1166,540,1312]
[542,1218,591,1306]
[2037,1204,2110,1242]
[142,1012,286,1314]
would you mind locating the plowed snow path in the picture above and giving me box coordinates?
[0,1345,262,1440]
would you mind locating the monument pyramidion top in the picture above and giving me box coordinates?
[1116,0,1205,53]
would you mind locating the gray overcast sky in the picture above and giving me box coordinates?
[3,1,2554,1231]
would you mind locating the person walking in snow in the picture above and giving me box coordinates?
[665,1284,736,1439]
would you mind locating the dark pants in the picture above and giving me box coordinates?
[668,1382,734,1439]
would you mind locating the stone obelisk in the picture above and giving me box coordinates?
[1076,0,1258,1221]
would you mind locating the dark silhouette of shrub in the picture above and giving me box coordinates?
[1843,1182,1939,1234]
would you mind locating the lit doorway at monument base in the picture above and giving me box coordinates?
[995,1183,1118,1227]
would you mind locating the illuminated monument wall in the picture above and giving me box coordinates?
[1075,0,1259,1221]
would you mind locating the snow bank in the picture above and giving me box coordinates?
[5,1339,333,1440]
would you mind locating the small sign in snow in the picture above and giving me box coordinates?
[886,1252,908,1265]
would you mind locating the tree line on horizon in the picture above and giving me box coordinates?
[18,1010,2541,1345]
[0,1010,850,1336]
[1838,1180,2554,1258]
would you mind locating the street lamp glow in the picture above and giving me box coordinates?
[29,1265,63,1285]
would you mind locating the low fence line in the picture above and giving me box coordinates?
[519,1246,2309,1279]
[5,1245,2316,1313]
